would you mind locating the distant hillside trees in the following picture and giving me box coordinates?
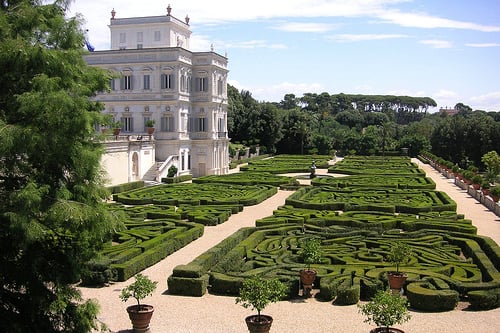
[227,85,498,168]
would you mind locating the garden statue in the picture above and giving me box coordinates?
[310,160,316,178]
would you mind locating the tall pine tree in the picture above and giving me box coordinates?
[0,1,121,331]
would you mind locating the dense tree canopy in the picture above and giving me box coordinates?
[228,85,498,166]
[0,1,120,331]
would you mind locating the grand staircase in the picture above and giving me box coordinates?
[142,161,163,183]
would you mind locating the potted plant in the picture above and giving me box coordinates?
[100,114,114,134]
[145,119,155,135]
[236,275,287,333]
[298,237,322,297]
[471,174,482,190]
[481,181,490,196]
[490,186,500,202]
[386,242,412,292]
[112,120,123,136]
[119,273,158,332]
[462,170,474,185]
[358,289,411,333]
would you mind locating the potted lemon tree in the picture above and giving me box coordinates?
[236,275,287,333]
[358,289,411,333]
[145,119,155,135]
[119,273,158,332]
[387,242,413,292]
[298,237,322,297]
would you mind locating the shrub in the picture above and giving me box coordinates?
[358,289,411,331]
[167,165,178,177]
[235,275,287,321]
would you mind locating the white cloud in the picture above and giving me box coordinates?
[330,33,408,42]
[273,22,337,33]
[419,39,453,49]
[435,90,459,98]
[432,89,459,109]
[376,10,500,32]
[465,43,500,48]
[224,40,287,50]
[470,91,500,111]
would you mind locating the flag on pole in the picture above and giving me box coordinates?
[85,39,95,52]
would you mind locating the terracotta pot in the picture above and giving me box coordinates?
[370,327,405,333]
[300,269,317,286]
[113,128,121,136]
[126,304,154,332]
[245,314,273,333]
[387,272,407,290]
[147,127,155,135]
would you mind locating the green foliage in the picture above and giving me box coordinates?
[358,289,411,330]
[0,1,120,331]
[165,155,500,310]
[167,165,178,177]
[112,120,123,128]
[406,281,459,311]
[490,186,500,197]
[471,174,483,185]
[482,151,500,183]
[299,238,323,269]
[387,242,413,273]
[145,119,155,127]
[119,273,158,308]
[235,275,287,320]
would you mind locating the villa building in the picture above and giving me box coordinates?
[85,6,229,185]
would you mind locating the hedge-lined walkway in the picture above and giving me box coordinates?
[414,158,500,242]
[83,161,500,333]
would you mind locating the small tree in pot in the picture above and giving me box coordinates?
[145,119,155,135]
[298,237,323,296]
[358,289,411,333]
[386,242,413,292]
[236,275,287,333]
[120,273,158,332]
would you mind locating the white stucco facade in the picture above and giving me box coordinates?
[86,7,229,185]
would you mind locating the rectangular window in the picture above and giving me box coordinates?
[198,117,207,132]
[161,116,175,132]
[180,74,186,92]
[154,31,161,41]
[143,75,150,90]
[189,117,207,132]
[217,78,223,95]
[161,74,174,89]
[119,33,126,43]
[121,75,132,90]
[195,77,207,92]
[137,44,143,49]
[120,117,133,132]
[137,32,143,43]
[110,78,115,91]
[218,118,224,132]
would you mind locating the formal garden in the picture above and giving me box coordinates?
[84,155,500,312]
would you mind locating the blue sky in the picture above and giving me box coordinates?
[70,0,500,111]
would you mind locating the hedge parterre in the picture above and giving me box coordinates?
[167,156,500,311]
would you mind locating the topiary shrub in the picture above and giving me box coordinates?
[468,288,500,310]
[167,165,178,177]
[406,282,459,311]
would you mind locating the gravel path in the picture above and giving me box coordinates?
[81,159,500,333]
